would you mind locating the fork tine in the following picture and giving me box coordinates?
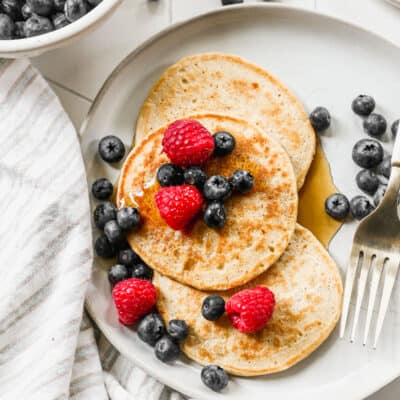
[350,251,373,342]
[340,246,362,338]
[373,258,399,348]
[362,255,384,345]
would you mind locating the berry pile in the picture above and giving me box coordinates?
[0,0,103,40]
[310,95,394,221]
[155,119,254,230]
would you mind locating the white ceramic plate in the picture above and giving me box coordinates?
[81,5,400,399]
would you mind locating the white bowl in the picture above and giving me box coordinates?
[0,0,123,58]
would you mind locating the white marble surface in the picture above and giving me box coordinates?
[31,0,400,398]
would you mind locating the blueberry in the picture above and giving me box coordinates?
[116,207,141,230]
[324,193,350,220]
[230,169,254,194]
[352,139,383,169]
[201,295,225,321]
[118,247,141,266]
[24,15,53,37]
[131,262,153,281]
[93,201,116,229]
[373,185,387,206]
[221,0,243,4]
[351,95,375,116]
[64,0,88,22]
[13,21,24,38]
[92,178,113,200]
[154,335,180,362]
[27,0,53,16]
[52,12,69,29]
[87,0,102,5]
[167,320,189,341]
[94,234,117,258]
[137,313,165,346]
[376,155,391,179]
[104,220,124,244]
[363,113,387,138]
[356,169,379,195]
[0,14,14,39]
[350,195,375,220]
[156,163,184,187]
[203,175,231,201]
[391,119,399,138]
[183,166,207,190]
[108,264,131,286]
[98,135,125,163]
[201,365,229,392]
[309,106,331,132]
[213,131,236,156]
[21,3,33,19]
[204,202,226,229]
[54,0,66,11]
[2,0,22,21]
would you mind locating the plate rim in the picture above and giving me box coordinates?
[81,3,400,399]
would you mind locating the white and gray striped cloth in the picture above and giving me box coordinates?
[0,59,185,400]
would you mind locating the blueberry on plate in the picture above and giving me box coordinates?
[352,139,383,169]
[324,193,350,220]
[94,234,117,258]
[391,119,399,138]
[27,0,53,16]
[309,106,331,132]
[116,206,141,230]
[373,185,387,206]
[221,0,243,4]
[13,21,25,39]
[54,0,66,11]
[21,3,33,20]
[104,220,124,244]
[93,201,117,229]
[108,264,131,286]
[0,14,14,39]
[64,0,88,22]
[201,295,225,321]
[213,131,236,156]
[201,365,229,392]
[87,0,102,5]
[154,335,180,362]
[131,262,153,281]
[376,155,391,179]
[204,202,226,229]
[24,15,53,37]
[184,166,207,190]
[2,0,22,21]
[203,175,231,201]
[230,169,254,194]
[363,113,387,138]
[137,313,165,346]
[118,247,141,267]
[350,195,375,220]
[98,135,125,163]
[156,163,184,187]
[52,12,69,30]
[92,178,113,200]
[167,320,189,341]
[356,169,379,195]
[351,95,375,116]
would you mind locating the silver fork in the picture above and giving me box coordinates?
[340,128,400,347]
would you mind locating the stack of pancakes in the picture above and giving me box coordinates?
[117,53,343,376]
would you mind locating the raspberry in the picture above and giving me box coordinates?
[112,278,157,325]
[225,286,275,333]
[155,184,203,230]
[162,119,215,167]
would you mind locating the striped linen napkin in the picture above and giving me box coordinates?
[0,59,185,400]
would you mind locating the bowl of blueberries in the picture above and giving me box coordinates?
[0,0,122,58]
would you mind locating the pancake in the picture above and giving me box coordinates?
[117,114,297,290]
[153,225,343,376]
[136,53,316,189]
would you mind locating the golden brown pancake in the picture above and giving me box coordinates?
[136,53,316,188]
[154,225,343,376]
[117,114,297,290]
